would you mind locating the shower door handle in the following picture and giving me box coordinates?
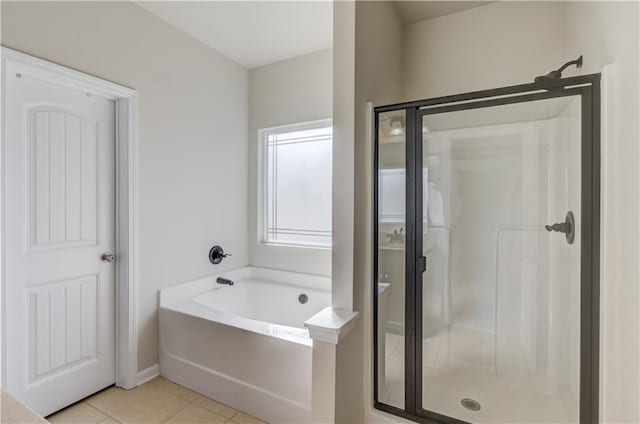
[545,222,570,233]
[545,211,575,245]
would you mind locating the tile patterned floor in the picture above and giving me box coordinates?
[46,377,267,424]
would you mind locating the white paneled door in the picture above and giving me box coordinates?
[4,70,116,416]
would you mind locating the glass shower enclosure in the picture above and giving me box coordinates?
[373,75,600,424]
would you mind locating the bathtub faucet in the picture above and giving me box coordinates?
[216,277,234,286]
[209,245,232,265]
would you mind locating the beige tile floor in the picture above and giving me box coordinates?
[46,377,267,424]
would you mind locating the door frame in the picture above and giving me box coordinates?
[0,47,140,390]
[373,73,601,423]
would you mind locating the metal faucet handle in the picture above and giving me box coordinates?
[209,245,231,265]
[386,228,405,242]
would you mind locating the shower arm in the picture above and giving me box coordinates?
[534,55,583,82]
[556,56,583,74]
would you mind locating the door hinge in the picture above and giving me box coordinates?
[418,256,427,273]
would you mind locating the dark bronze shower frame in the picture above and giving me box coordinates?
[373,74,601,424]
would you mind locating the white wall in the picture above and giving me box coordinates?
[333,1,404,423]
[248,49,332,276]
[332,0,357,312]
[562,2,640,421]
[1,1,249,372]
[403,1,565,100]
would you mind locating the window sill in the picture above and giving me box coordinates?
[259,241,332,251]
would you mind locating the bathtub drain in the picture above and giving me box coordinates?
[460,398,481,411]
[298,294,308,304]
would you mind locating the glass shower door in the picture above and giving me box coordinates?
[373,74,600,424]
[420,97,582,423]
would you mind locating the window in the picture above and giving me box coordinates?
[260,120,332,247]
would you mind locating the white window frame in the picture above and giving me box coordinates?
[257,119,333,249]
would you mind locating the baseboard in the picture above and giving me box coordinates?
[137,364,159,386]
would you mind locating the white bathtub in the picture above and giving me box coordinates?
[159,267,330,423]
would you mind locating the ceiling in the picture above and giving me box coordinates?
[137,1,333,69]
[136,1,493,69]
[394,1,495,25]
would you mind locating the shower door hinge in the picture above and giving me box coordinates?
[418,256,427,273]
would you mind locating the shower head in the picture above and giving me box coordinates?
[534,55,583,83]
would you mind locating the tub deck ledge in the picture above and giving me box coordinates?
[304,307,359,344]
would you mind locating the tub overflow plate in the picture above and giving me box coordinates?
[460,398,481,411]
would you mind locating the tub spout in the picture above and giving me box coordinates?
[216,277,234,286]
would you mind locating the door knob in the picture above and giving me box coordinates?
[101,252,116,263]
[545,211,575,245]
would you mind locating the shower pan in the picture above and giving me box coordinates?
[373,74,600,424]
